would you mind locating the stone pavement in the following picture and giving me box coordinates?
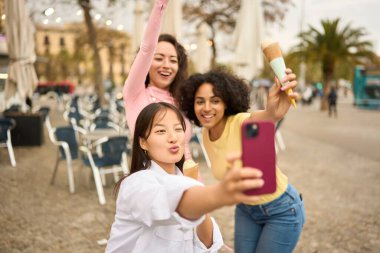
[0,94,379,253]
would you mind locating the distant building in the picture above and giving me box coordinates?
[34,22,132,88]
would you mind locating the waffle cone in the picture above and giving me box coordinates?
[261,41,283,62]
[183,164,199,180]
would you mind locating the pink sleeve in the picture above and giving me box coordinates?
[123,0,168,109]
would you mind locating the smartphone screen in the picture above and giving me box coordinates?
[241,120,277,195]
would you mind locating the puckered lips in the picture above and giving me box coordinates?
[168,145,180,154]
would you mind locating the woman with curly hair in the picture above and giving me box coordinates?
[123,0,193,160]
[178,69,305,253]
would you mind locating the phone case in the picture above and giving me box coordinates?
[241,120,277,195]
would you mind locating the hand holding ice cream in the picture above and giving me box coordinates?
[261,40,297,108]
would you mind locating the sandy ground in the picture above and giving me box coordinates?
[0,94,379,253]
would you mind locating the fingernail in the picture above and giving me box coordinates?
[281,86,286,91]
[281,77,287,83]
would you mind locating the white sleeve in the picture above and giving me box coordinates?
[193,217,224,253]
[118,172,204,228]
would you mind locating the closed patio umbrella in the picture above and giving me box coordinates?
[194,23,211,73]
[160,0,182,40]
[132,0,145,53]
[4,0,38,108]
[233,0,264,81]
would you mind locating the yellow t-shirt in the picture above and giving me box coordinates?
[202,113,288,205]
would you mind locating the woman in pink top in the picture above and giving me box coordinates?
[123,0,193,160]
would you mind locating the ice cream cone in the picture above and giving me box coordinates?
[261,40,297,108]
[183,159,199,180]
[261,41,283,62]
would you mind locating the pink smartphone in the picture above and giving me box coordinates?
[241,120,277,195]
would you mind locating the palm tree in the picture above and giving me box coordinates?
[290,18,377,110]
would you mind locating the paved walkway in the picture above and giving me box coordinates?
[0,94,379,252]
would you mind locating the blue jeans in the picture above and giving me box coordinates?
[234,184,305,253]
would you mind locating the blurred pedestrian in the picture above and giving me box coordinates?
[105,102,265,253]
[328,86,338,117]
[301,83,313,105]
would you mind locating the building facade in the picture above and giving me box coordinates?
[34,22,132,89]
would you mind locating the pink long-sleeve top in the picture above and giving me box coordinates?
[123,0,192,160]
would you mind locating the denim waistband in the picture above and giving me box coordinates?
[240,183,301,210]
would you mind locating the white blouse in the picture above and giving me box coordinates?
[105,161,224,253]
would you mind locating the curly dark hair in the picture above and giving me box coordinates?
[177,69,251,127]
[144,34,188,97]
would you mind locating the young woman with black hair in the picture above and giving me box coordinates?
[105,102,265,253]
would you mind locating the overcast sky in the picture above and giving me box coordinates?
[29,0,380,57]
[268,0,380,55]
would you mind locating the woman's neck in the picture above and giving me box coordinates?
[152,160,176,174]
[162,164,176,174]
[147,85,174,103]
[148,83,170,92]
[208,117,227,141]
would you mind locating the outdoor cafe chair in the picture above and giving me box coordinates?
[63,106,85,127]
[191,126,211,169]
[38,106,53,133]
[80,136,130,205]
[0,118,17,167]
[89,115,121,132]
[49,126,77,193]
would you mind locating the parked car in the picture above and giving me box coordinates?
[34,80,75,95]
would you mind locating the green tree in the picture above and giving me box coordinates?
[74,25,130,88]
[183,0,294,69]
[289,18,378,110]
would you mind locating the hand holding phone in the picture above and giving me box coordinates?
[241,120,277,195]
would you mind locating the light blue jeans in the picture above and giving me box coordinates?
[234,184,305,253]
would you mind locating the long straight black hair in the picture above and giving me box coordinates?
[114,102,186,196]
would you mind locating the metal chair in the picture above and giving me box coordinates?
[0,118,17,167]
[80,136,129,205]
[49,126,77,193]
[38,106,53,132]
[89,115,120,132]
[192,126,211,169]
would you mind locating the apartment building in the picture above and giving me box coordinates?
[34,22,132,88]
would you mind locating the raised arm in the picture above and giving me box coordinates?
[123,0,168,102]
[250,68,299,122]
[176,153,264,220]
